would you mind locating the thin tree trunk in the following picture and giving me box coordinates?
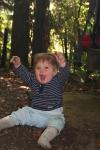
[0,28,8,67]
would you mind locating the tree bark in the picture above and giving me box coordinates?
[11,0,30,66]
[0,28,8,68]
[32,0,50,56]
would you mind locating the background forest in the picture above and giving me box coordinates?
[0,1,100,149]
[0,0,100,84]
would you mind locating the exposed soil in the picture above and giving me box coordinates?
[0,70,100,150]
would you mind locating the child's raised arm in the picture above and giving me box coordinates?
[10,56,35,87]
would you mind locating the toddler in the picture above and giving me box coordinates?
[0,52,69,149]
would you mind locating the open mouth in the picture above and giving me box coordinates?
[40,75,46,81]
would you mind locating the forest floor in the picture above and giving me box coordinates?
[0,69,100,150]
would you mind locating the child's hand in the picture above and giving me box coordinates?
[54,52,66,67]
[10,56,21,68]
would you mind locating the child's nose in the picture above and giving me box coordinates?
[40,69,44,74]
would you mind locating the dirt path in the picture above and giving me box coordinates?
[0,71,100,150]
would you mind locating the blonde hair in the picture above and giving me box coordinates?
[33,53,59,71]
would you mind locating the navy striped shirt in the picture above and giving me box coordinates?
[14,65,69,111]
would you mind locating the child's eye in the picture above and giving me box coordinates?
[36,67,40,70]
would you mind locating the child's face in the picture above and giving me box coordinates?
[35,60,57,84]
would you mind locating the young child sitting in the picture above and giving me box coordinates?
[0,52,69,149]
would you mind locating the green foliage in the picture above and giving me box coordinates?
[49,0,100,83]
[0,0,99,81]
[50,1,94,64]
[49,0,77,54]
[0,0,14,63]
[79,1,91,31]
[50,0,91,48]
[0,9,12,61]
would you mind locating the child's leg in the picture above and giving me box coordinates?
[0,116,16,131]
[38,126,58,149]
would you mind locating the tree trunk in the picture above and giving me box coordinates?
[32,0,50,56]
[11,0,30,66]
[0,28,8,68]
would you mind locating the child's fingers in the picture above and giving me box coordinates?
[54,52,63,58]
[10,56,21,68]
[54,52,66,67]
[10,56,19,63]
[55,53,64,61]
[54,52,61,59]
[10,57,14,63]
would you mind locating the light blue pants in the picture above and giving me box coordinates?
[10,106,65,132]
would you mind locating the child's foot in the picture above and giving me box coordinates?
[38,136,51,149]
[37,127,58,149]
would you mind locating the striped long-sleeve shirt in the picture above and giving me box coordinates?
[14,65,69,111]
